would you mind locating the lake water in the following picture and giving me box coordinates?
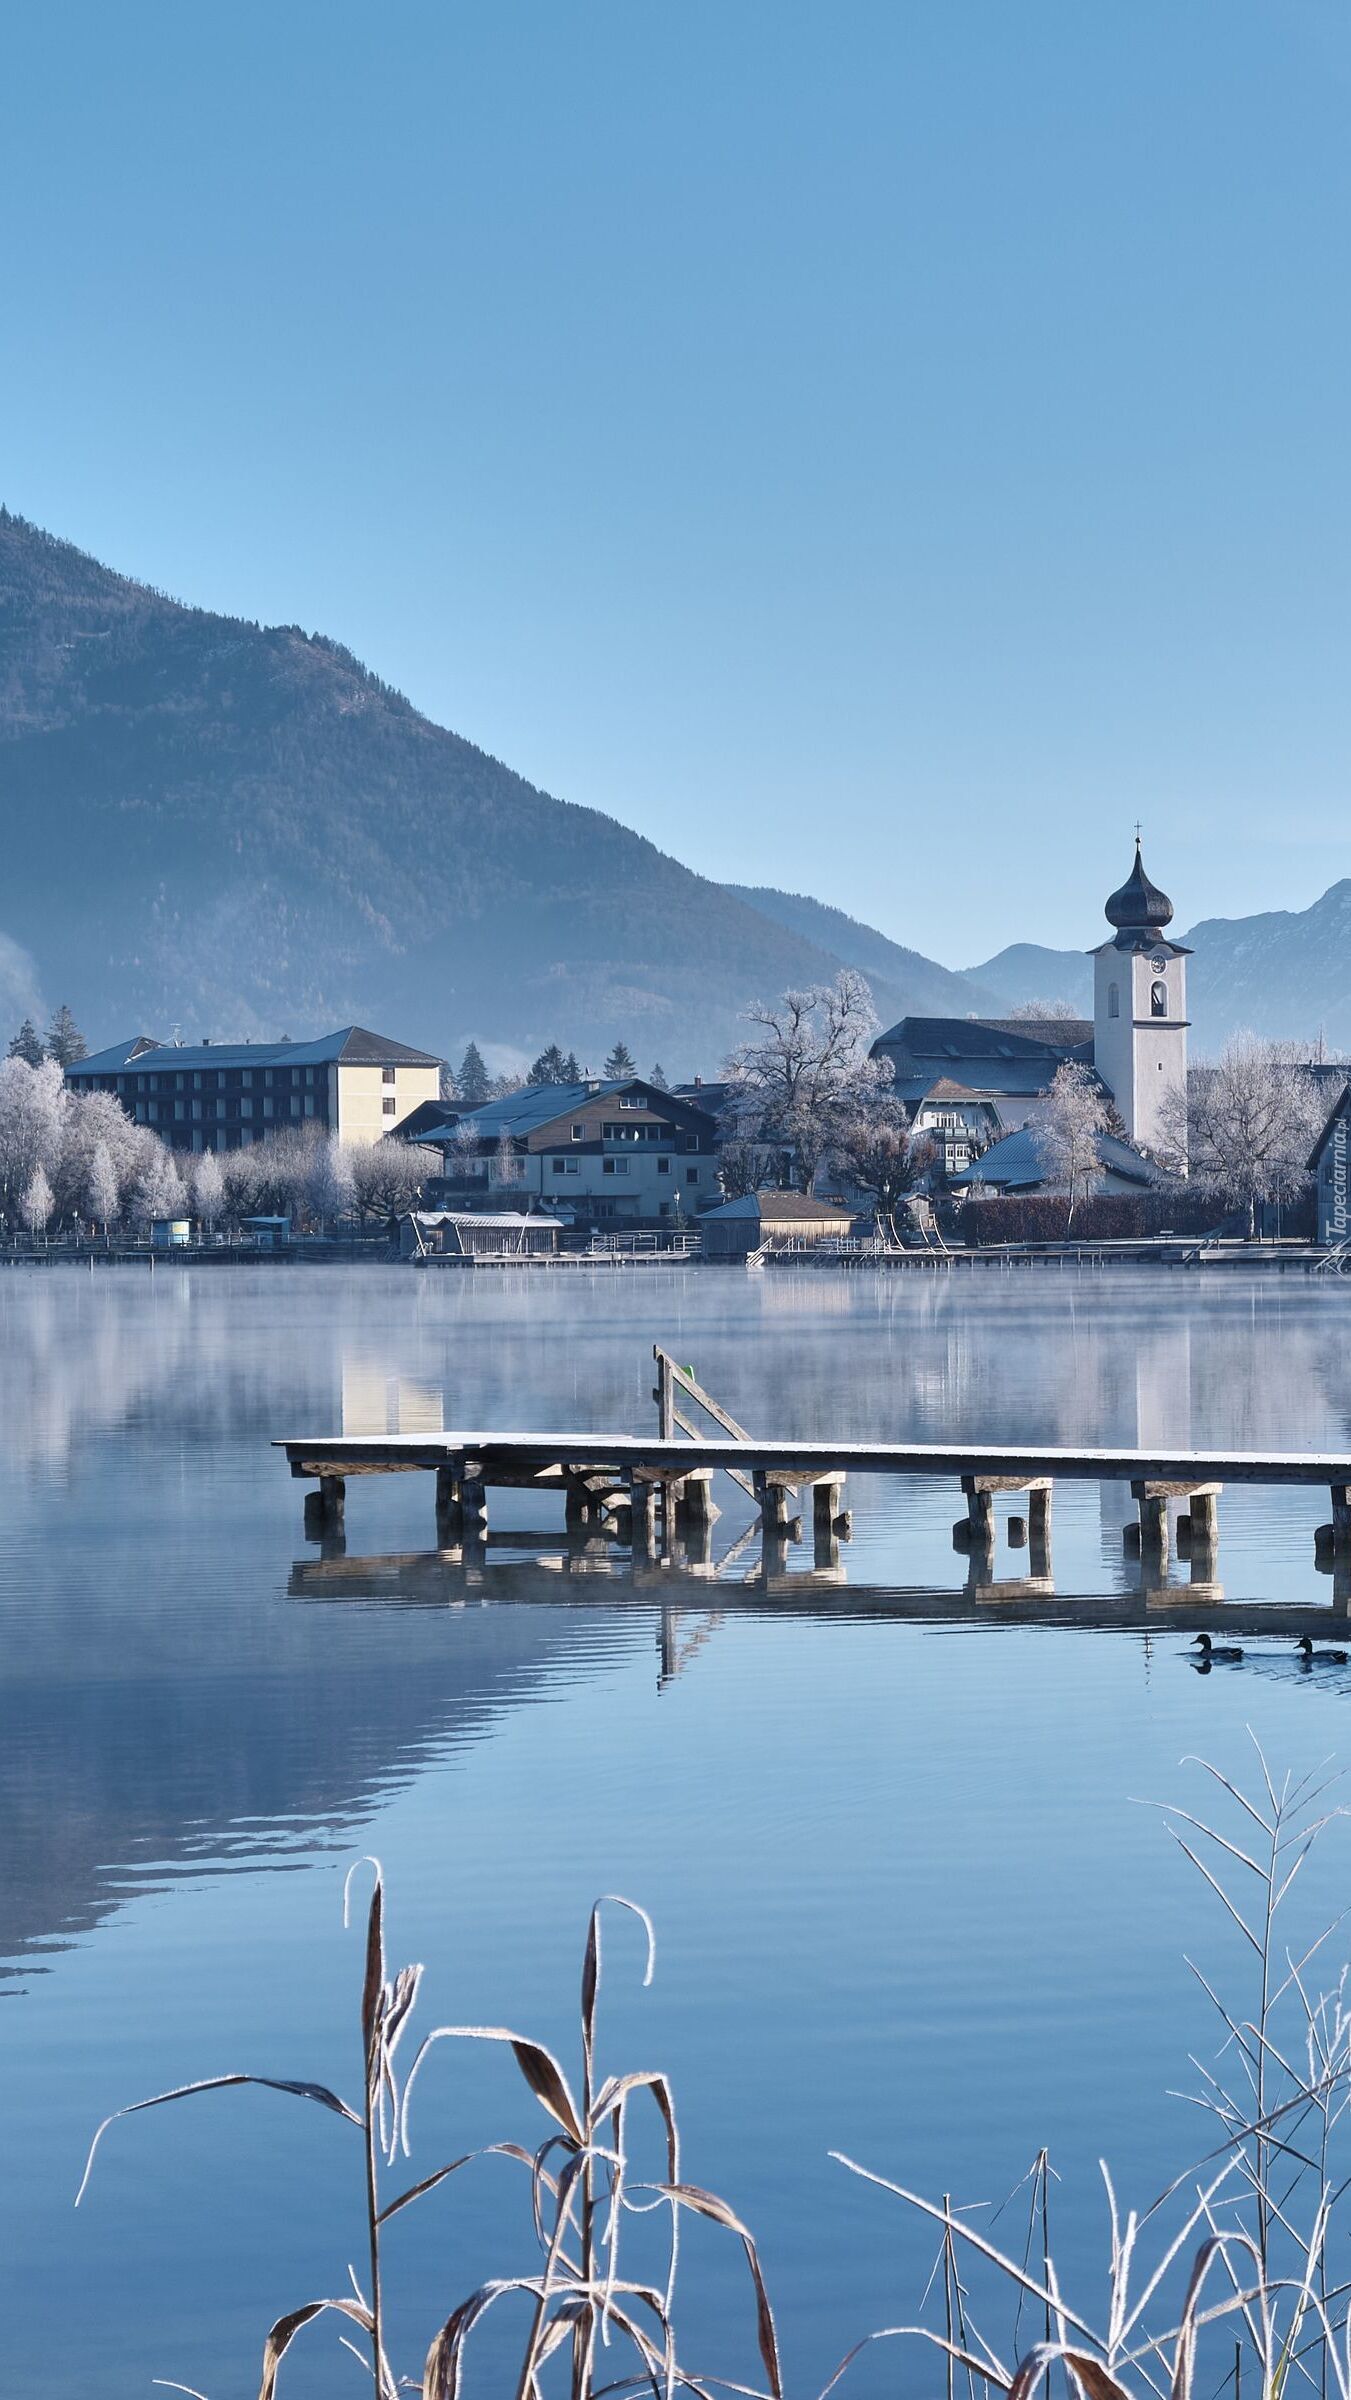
[5,1262,1351,2400]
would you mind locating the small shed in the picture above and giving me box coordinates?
[399,1210,562,1260]
[700,1190,856,1260]
[241,1215,291,1250]
[150,1217,192,1249]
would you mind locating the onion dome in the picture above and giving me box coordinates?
[1105,838,1173,932]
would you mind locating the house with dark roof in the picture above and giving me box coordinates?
[951,1124,1166,1198]
[402,1078,721,1228]
[909,1078,1005,1177]
[700,1190,856,1258]
[872,1015,1095,1132]
[1308,1083,1351,1248]
[66,1026,442,1151]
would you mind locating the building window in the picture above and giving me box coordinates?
[603,1158,631,1176]
[1108,984,1119,1019]
[305,1094,315,1116]
[658,1157,671,1174]
[618,1096,643,1109]
[1151,980,1168,1017]
[382,1097,396,1116]
[551,1157,580,1176]
[685,1167,698,1184]
[571,1124,584,1140]
[382,1066,396,1084]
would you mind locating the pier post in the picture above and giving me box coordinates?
[812,1481,843,1538]
[435,1465,463,1538]
[635,1479,660,1554]
[963,1483,995,1546]
[1334,1486,1351,1550]
[1134,1488,1169,1562]
[1028,1485,1053,1546]
[755,1474,794,1534]
[460,1467,487,1529]
[318,1474,345,1528]
[677,1471,718,1528]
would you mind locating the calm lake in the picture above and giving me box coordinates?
[5,1263,1351,2399]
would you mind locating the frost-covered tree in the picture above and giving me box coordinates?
[1031,1062,1109,1224]
[310,1135,357,1228]
[350,1137,425,1225]
[0,1055,67,1228]
[192,1148,225,1230]
[1159,1036,1325,1234]
[21,1164,53,1240]
[131,1150,188,1228]
[45,1004,87,1067]
[85,1142,120,1232]
[722,970,884,1193]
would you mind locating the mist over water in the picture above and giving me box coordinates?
[4,1263,1351,2398]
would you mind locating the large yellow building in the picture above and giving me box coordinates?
[66,1025,442,1152]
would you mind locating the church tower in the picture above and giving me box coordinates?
[1091,839,1189,1160]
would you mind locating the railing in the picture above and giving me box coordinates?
[652,1345,757,1499]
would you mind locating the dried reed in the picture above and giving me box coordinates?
[77,1743,1351,2400]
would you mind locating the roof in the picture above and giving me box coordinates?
[69,1025,442,1075]
[953,1125,1163,1193]
[68,1033,165,1073]
[918,1077,1004,1104]
[701,1190,854,1224]
[874,1016,1096,1109]
[1105,838,1174,933]
[406,1211,560,1229]
[1308,1083,1351,1171]
[403,1078,717,1147]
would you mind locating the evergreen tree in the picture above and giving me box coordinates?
[457,1042,490,1106]
[46,1004,87,1067]
[650,1062,670,1090]
[604,1041,637,1080]
[562,1052,581,1082]
[527,1044,569,1086]
[7,1018,45,1067]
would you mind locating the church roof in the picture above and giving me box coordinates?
[1105,839,1174,932]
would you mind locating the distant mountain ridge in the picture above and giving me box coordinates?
[730,885,1351,1052]
[2,509,1347,1067]
[0,511,914,1072]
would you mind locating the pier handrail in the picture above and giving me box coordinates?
[653,1344,758,1499]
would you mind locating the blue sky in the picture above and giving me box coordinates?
[3,2,1349,962]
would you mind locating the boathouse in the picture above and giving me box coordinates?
[700,1191,856,1259]
[1309,1084,1351,1249]
[397,1210,562,1260]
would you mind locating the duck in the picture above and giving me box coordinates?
[1297,1635,1350,1666]
[1192,1633,1244,1663]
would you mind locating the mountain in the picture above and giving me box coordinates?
[960,941,1093,1014]
[724,884,1003,1017]
[0,511,915,1074]
[1184,883,1351,1050]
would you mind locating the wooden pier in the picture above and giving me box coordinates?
[277,1346,1351,1573]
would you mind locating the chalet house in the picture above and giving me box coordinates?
[909,1078,1004,1178]
[1308,1083,1351,1249]
[401,1078,721,1226]
[65,1026,442,1151]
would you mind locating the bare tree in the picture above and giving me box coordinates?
[831,1096,936,1216]
[350,1137,426,1226]
[1031,1061,1109,1223]
[1160,1034,1325,1234]
[716,1134,784,1200]
[723,970,885,1192]
[1004,997,1084,1023]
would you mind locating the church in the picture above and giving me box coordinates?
[871,840,1189,1188]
